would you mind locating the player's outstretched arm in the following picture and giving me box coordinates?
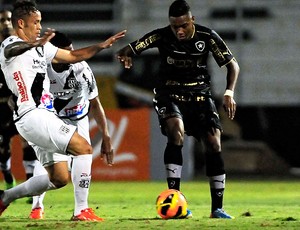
[116,45,134,69]
[101,30,127,49]
[4,28,55,59]
[53,30,126,64]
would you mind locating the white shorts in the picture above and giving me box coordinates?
[16,108,76,166]
[36,116,91,167]
[65,116,90,144]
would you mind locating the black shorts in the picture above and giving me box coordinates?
[153,94,222,140]
[0,104,18,148]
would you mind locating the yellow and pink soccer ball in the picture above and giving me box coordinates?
[156,189,188,219]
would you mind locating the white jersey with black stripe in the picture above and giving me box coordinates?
[0,36,58,120]
[47,61,98,120]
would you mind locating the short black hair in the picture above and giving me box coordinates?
[50,31,72,48]
[169,0,190,17]
[12,0,38,27]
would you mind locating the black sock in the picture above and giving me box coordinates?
[209,174,226,212]
[167,177,181,190]
[26,173,33,180]
[2,170,14,184]
[164,143,183,191]
[210,188,224,212]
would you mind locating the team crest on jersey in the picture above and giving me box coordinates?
[64,70,79,90]
[195,41,205,52]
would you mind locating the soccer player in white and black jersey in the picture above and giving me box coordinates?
[29,31,113,221]
[0,9,38,204]
[117,0,239,219]
[0,0,125,221]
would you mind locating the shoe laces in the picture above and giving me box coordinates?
[75,208,103,221]
[30,208,44,219]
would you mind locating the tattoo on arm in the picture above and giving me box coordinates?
[4,41,34,59]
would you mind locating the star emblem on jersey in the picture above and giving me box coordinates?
[195,41,205,52]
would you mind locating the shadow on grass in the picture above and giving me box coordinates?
[0,217,77,223]
[118,217,189,221]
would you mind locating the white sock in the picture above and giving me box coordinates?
[209,174,226,189]
[2,174,56,205]
[31,161,48,211]
[165,163,182,178]
[71,154,92,216]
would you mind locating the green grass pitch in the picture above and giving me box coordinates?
[0,179,299,229]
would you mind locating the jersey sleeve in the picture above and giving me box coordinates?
[44,42,59,64]
[209,30,234,67]
[129,29,162,55]
[89,75,98,100]
[0,36,20,64]
[81,61,98,100]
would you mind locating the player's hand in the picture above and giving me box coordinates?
[100,137,114,166]
[100,150,114,166]
[223,95,236,120]
[101,30,126,49]
[117,55,132,69]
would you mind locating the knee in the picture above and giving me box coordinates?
[206,134,221,152]
[50,175,69,188]
[76,142,93,156]
[83,144,93,155]
[68,143,93,156]
[211,142,221,153]
[165,118,184,145]
[68,133,93,156]
[168,130,184,145]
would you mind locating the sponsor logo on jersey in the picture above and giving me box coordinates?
[13,71,28,102]
[54,90,73,97]
[40,93,54,110]
[135,34,161,52]
[64,104,85,117]
[195,41,205,52]
[32,59,46,70]
[166,56,196,68]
